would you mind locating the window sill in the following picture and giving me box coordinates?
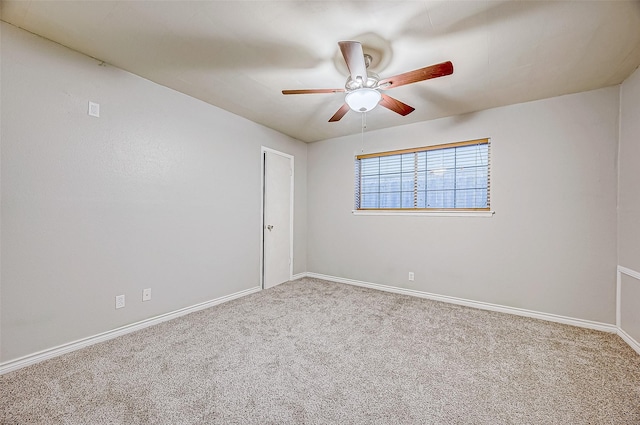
[352,210,495,217]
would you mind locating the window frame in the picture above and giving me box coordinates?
[354,138,492,214]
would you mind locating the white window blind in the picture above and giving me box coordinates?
[355,139,490,210]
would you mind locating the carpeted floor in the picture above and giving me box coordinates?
[1,277,639,424]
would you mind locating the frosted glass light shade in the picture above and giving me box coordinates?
[345,88,381,112]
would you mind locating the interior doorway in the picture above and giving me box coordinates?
[261,147,293,289]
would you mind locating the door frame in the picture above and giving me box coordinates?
[260,146,294,290]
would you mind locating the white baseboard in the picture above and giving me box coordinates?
[618,327,640,355]
[617,266,640,355]
[0,286,261,375]
[5,268,638,375]
[305,272,618,334]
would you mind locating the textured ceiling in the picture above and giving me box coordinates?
[2,1,640,143]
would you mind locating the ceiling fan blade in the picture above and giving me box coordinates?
[379,93,415,116]
[338,41,368,83]
[282,88,345,95]
[329,103,350,122]
[379,61,454,90]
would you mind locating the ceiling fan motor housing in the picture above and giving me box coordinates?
[345,70,380,91]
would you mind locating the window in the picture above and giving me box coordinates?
[355,139,490,210]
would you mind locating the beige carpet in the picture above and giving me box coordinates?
[1,277,639,424]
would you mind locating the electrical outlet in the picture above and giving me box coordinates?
[408,272,415,281]
[142,288,152,301]
[115,294,125,309]
[88,101,100,117]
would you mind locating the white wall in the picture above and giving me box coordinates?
[0,23,307,362]
[618,66,640,343]
[308,87,620,324]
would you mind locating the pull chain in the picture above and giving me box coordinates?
[361,111,367,153]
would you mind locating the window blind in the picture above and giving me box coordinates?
[355,139,490,210]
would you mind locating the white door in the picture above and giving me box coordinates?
[262,149,293,289]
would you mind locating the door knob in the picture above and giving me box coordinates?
[267,225,274,231]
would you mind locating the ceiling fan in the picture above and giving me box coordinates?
[282,41,453,122]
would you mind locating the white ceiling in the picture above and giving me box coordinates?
[2,1,640,143]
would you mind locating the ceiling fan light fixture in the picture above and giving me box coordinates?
[345,88,381,112]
